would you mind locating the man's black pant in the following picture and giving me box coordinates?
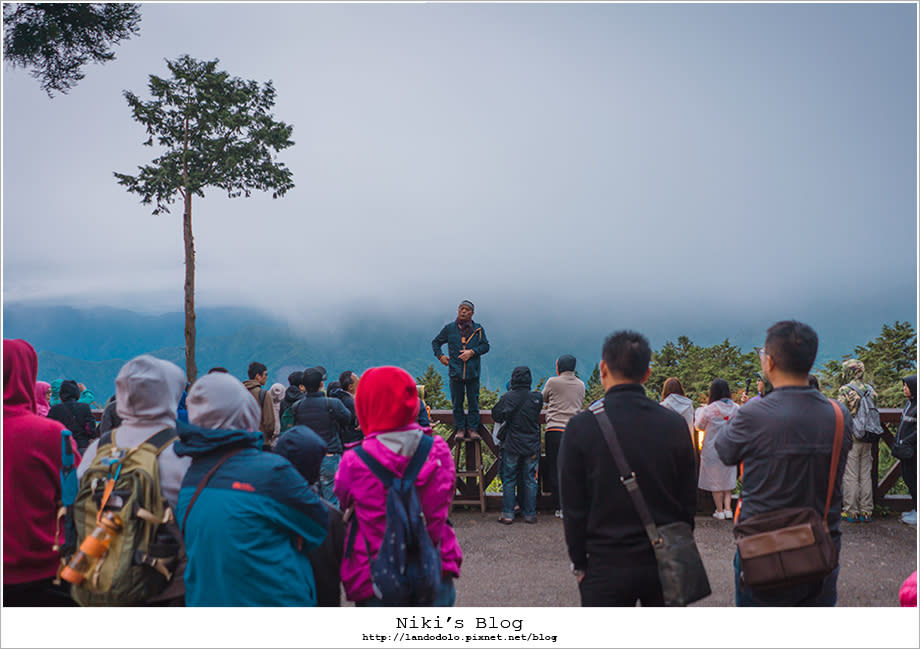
[579,551,663,607]
[450,378,480,433]
[544,427,564,511]
[902,448,917,509]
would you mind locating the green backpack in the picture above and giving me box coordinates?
[70,428,181,606]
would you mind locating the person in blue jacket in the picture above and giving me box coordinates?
[174,372,328,606]
[431,299,490,439]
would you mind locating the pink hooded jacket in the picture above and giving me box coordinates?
[334,366,462,603]
[34,380,51,417]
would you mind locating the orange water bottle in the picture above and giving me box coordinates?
[60,512,123,585]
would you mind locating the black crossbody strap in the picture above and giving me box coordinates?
[590,401,663,547]
[181,447,245,533]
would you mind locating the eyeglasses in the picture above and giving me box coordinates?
[757,347,768,358]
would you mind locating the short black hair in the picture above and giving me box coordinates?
[764,320,818,376]
[314,365,327,381]
[288,370,304,387]
[207,367,229,374]
[708,378,731,404]
[248,362,267,380]
[303,367,323,392]
[601,330,651,381]
[339,370,356,391]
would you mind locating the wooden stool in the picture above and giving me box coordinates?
[452,434,486,513]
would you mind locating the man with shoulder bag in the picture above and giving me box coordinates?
[716,320,853,606]
[559,330,705,606]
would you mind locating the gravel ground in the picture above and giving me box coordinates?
[449,509,918,607]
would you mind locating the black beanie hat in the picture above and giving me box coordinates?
[556,354,576,373]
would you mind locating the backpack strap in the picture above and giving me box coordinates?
[144,427,178,455]
[353,434,434,488]
[402,434,434,485]
[181,447,246,533]
[353,446,395,488]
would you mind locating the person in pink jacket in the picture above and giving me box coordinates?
[335,365,462,606]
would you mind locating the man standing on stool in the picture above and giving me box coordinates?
[432,300,490,440]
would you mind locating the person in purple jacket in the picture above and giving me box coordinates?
[335,366,462,606]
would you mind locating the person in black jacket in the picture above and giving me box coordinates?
[493,366,543,525]
[329,370,362,445]
[292,367,353,507]
[46,379,98,453]
[559,331,697,606]
[275,426,345,607]
[896,375,917,526]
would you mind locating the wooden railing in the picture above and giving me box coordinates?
[430,408,911,513]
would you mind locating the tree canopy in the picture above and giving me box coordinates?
[3,3,141,96]
[114,55,295,381]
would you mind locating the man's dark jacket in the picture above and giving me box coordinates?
[492,366,543,457]
[328,388,361,445]
[559,384,697,570]
[431,319,490,381]
[292,392,353,454]
[279,385,304,427]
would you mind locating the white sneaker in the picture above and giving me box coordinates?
[713,511,725,519]
[554,510,564,519]
[901,510,917,526]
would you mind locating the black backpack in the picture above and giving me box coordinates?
[352,435,441,604]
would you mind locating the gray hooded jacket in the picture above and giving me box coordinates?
[77,355,192,508]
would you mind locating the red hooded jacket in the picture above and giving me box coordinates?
[3,339,81,584]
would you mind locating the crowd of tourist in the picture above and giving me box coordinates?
[2,306,916,608]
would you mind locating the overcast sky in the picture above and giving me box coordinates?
[2,2,917,337]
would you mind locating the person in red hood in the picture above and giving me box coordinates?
[334,366,462,606]
[3,339,81,606]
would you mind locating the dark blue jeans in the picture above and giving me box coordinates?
[320,454,341,507]
[733,550,839,606]
[502,451,538,519]
[449,378,480,432]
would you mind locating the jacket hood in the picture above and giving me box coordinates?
[59,379,80,402]
[843,359,865,382]
[355,366,420,435]
[187,372,260,432]
[269,382,286,404]
[173,420,262,458]
[115,354,186,428]
[4,339,39,415]
[274,425,327,484]
[904,375,917,401]
[661,393,693,412]
[510,366,532,390]
[284,385,303,403]
[34,380,51,415]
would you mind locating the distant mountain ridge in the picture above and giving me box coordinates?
[3,303,887,401]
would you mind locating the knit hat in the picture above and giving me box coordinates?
[556,354,576,373]
[355,366,420,435]
[459,300,474,312]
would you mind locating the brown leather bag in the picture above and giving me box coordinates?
[733,398,845,590]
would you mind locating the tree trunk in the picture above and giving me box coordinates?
[183,193,197,383]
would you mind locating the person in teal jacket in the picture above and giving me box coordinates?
[174,372,328,606]
[431,300,490,439]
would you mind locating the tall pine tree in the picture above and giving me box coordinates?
[115,56,295,382]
